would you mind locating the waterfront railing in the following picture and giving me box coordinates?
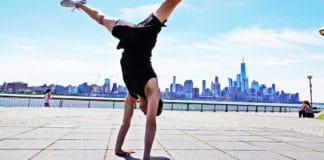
[0,94,300,112]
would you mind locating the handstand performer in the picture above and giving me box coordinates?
[60,0,181,159]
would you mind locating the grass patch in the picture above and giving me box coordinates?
[316,112,324,120]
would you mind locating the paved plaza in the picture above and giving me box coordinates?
[0,107,323,160]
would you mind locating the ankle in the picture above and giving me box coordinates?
[75,3,82,8]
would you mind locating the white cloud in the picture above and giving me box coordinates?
[118,1,198,21]
[0,53,122,86]
[119,4,159,21]
[222,28,297,50]
[310,55,324,61]
[152,27,324,102]
[2,27,324,102]
[280,29,322,45]
[16,45,35,51]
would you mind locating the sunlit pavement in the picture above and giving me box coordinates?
[0,107,323,160]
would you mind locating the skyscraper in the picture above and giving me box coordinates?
[228,78,233,93]
[111,83,118,93]
[214,76,221,97]
[251,80,259,92]
[240,57,249,92]
[236,74,241,89]
[241,57,247,81]
[202,80,206,96]
[103,78,111,94]
[184,80,193,99]
[172,76,176,93]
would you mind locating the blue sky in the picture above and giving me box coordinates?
[1,0,324,102]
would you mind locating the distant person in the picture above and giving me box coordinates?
[299,100,313,118]
[60,0,181,159]
[44,89,52,107]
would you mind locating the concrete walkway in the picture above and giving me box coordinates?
[0,107,323,160]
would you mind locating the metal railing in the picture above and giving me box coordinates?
[0,94,301,112]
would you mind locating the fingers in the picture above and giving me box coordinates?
[150,156,171,160]
[125,149,136,154]
[115,149,136,156]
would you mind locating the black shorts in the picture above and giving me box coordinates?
[112,14,166,99]
[121,58,157,99]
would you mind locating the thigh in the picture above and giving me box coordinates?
[144,78,160,98]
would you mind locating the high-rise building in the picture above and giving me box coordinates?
[78,82,91,94]
[172,76,176,93]
[1,82,7,90]
[91,84,101,94]
[67,85,78,95]
[241,57,247,81]
[228,78,233,92]
[214,76,221,97]
[103,78,111,94]
[184,80,193,99]
[202,80,206,96]
[259,84,267,96]
[251,80,259,92]
[111,83,118,93]
[240,58,249,92]
[210,82,215,95]
[193,87,199,98]
[236,74,241,89]
[54,85,65,95]
[175,84,184,94]
[117,85,127,93]
[5,82,28,90]
[271,83,276,93]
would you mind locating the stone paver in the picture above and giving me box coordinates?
[0,107,323,160]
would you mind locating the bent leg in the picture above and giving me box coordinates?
[143,78,161,160]
[139,97,148,115]
[76,3,117,32]
[154,0,182,23]
[115,93,137,155]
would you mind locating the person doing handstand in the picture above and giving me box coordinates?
[60,0,181,159]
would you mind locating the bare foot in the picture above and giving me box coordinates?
[115,149,136,156]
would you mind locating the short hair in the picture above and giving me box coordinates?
[303,100,310,106]
[45,88,51,94]
[157,98,163,116]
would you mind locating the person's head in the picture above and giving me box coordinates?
[139,98,163,116]
[303,100,310,106]
[157,98,163,116]
[45,88,51,94]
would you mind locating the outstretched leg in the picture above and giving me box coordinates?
[75,3,117,32]
[142,1,181,159]
[154,0,182,23]
[115,93,137,156]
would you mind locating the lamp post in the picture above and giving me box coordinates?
[307,75,313,107]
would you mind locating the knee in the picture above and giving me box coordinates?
[121,120,131,128]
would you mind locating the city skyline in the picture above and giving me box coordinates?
[1,0,324,102]
[0,58,300,103]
